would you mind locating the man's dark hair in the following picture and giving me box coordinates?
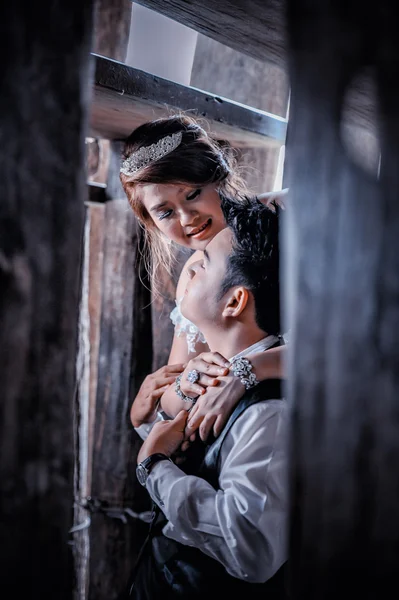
[219,195,281,336]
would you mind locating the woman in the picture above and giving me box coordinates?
[120,114,287,441]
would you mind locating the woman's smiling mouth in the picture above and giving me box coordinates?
[187,218,212,238]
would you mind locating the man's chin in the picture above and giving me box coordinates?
[180,296,197,327]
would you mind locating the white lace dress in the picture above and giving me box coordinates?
[170,298,207,354]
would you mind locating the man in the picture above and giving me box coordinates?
[129,196,288,599]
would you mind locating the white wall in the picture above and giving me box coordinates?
[125,4,198,86]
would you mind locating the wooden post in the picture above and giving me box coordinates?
[285,1,399,597]
[0,1,93,598]
[87,0,132,184]
[75,4,148,598]
[76,145,152,600]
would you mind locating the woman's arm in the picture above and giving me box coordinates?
[249,345,286,380]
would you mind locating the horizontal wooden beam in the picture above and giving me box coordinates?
[135,0,377,134]
[89,54,287,147]
[135,0,287,68]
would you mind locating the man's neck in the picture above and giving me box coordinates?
[201,322,268,360]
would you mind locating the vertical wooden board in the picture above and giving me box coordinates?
[88,196,138,600]
[93,0,132,62]
[284,1,399,598]
[88,0,132,184]
[0,1,94,597]
[86,137,111,185]
[73,202,106,600]
[87,203,107,492]
[87,145,152,600]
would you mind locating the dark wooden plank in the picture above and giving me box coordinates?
[0,1,94,598]
[87,144,152,600]
[136,0,377,135]
[89,54,287,146]
[285,1,399,598]
[93,0,132,62]
[87,181,107,203]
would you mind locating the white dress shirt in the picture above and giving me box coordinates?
[135,335,289,583]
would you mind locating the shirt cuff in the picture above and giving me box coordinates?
[134,411,164,441]
[146,459,186,512]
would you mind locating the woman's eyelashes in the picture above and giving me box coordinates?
[157,189,201,220]
[187,188,201,201]
[158,208,173,220]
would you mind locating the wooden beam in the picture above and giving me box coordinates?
[0,1,94,597]
[135,0,377,135]
[135,0,286,68]
[89,54,287,147]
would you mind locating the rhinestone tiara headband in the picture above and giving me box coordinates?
[120,131,183,176]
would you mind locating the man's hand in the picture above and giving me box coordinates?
[130,364,185,428]
[179,352,230,398]
[137,410,189,464]
[184,374,246,442]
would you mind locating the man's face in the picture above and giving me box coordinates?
[180,228,233,329]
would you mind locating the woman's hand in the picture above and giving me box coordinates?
[179,352,230,399]
[257,188,289,211]
[180,346,286,444]
[130,363,185,428]
[184,373,246,442]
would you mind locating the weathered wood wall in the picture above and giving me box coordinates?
[285,1,399,597]
[93,0,132,61]
[74,3,152,599]
[76,151,154,600]
[136,0,377,138]
[0,1,94,598]
[88,146,151,600]
[191,34,289,192]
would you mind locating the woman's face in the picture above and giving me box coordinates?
[139,183,226,250]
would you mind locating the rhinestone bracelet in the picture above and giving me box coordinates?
[175,374,198,404]
[230,357,259,390]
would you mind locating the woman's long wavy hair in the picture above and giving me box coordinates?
[120,114,250,292]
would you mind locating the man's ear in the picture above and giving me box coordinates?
[222,287,249,318]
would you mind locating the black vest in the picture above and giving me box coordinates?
[129,379,288,600]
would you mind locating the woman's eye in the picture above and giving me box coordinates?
[158,209,172,220]
[187,189,201,201]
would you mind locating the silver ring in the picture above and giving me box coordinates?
[187,369,200,384]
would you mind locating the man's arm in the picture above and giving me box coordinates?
[145,400,289,583]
